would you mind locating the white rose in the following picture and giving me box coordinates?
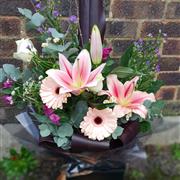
[13,38,37,62]
[89,74,104,93]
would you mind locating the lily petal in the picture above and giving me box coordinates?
[59,53,72,78]
[113,105,131,118]
[131,91,155,105]
[46,69,73,90]
[72,49,91,84]
[124,76,139,98]
[107,74,124,99]
[132,105,148,119]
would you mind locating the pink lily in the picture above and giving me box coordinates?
[101,75,155,119]
[46,49,106,95]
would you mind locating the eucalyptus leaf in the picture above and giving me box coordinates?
[57,123,73,137]
[22,69,32,82]
[31,113,49,123]
[71,101,88,128]
[18,8,32,19]
[44,42,71,53]
[31,13,45,27]
[39,124,50,137]
[63,48,79,58]
[0,68,6,82]
[95,103,116,110]
[111,66,134,78]
[143,100,152,109]
[151,100,165,115]
[112,126,124,139]
[57,137,68,147]
[3,64,21,81]
[48,28,64,39]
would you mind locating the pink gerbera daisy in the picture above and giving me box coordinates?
[80,108,117,141]
[40,77,71,109]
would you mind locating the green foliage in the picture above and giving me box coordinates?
[171,144,180,160]
[0,68,6,82]
[0,147,38,180]
[70,101,88,128]
[111,66,135,78]
[57,123,73,138]
[2,64,21,81]
[48,28,65,39]
[120,44,134,67]
[18,8,32,19]
[31,13,46,27]
[112,126,124,139]
[39,124,51,137]
[139,121,151,133]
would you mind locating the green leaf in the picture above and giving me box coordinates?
[57,123,73,137]
[143,100,152,109]
[0,68,6,82]
[63,48,79,58]
[112,126,124,139]
[140,121,151,133]
[32,113,49,123]
[70,101,88,128]
[1,88,12,94]
[31,13,45,27]
[56,137,68,147]
[48,28,64,39]
[3,64,21,81]
[22,69,32,82]
[94,103,116,110]
[148,80,164,93]
[18,8,32,19]
[120,44,134,66]
[39,124,51,137]
[151,100,165,115]
[111,66,134,78]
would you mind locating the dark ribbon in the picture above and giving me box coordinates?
[39,121,139,153]
[78,0,106,46]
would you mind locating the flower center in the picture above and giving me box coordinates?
[55,87,60,94]
[94,116,103,125]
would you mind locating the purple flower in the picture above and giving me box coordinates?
[138,38,143,45]
[69,15,77,23]
[52,10,60,17]
[35,2,41,9]
[3,79,13,89]
[146,60,150,66]
[3,95,13,105]
[37,27,44,33]
[155,64,160,72]
[43,105,54,116]
[102,47,112,61]
[49,114,60,125]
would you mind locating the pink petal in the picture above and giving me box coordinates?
[87,63,106,86]
[59,53,72,78]
[130,91,155,104]
[124,76,139,98]
[107,74,124,99]
[113,105,131,118]
[46,69,73,90]
[72,49,91,84]
[132,105,148,119]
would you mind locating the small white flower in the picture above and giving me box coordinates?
[13,38,37,62]
[38,75,44,80]
[41,43,48,48]
[53,38,60,43]
[11,91,15,96]
[126,112,132,121]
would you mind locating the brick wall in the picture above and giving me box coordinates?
[0,0,180,121]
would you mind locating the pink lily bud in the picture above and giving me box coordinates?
[90,25,103,65]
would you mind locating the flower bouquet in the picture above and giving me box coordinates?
[0,0,165,178]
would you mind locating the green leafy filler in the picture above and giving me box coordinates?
[0,147,38,180]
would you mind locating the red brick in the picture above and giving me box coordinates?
[163,102,180,116]
[166,2,180,19]
[0,39,16,57]
[158,72,180,86]
[163,40,180,55]
[0,58,23,68]
[111,0,165,19]
[111,40,132,56]
[156,87,175,100]
[177,88,180,100]
[0,17,21,37]
[0,0,33,16]
[105,21,137,38]
[141,21,180,38]
[159,57,180,71]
